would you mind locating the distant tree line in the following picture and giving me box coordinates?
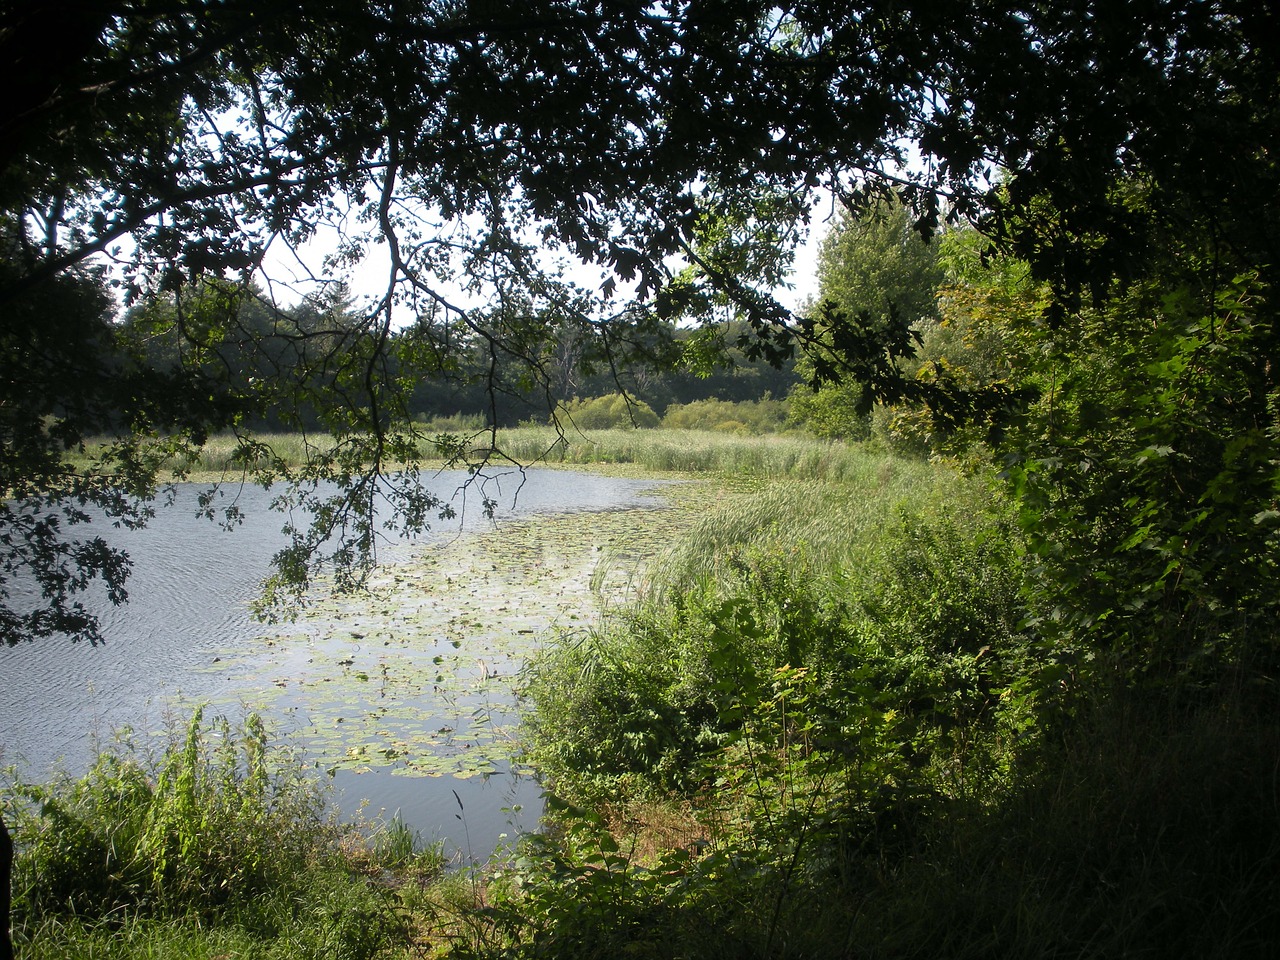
[127,280,798,431]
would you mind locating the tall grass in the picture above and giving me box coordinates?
[493,425,911,480]
[80,426,886,482]
[502,461,1280,960]
[651,466,972,595]
[191,431,333,473]
[3,710,440,959]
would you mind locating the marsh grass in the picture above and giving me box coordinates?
[505,452,1280,960]
[73,426,887,489]
[650,465,965,597]
[190,431,330,473]
[493,424,892,479]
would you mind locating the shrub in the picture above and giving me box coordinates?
[522,476,1034,809]
[661,397,789,434]
[557,394,659,429]
[786,380,873,441]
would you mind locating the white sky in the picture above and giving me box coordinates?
[253,198,827,322]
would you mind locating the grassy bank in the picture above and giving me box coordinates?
[502,457,1280,958]
[79,426,889,483]
[3,711,443,960]
[491,426,876,480]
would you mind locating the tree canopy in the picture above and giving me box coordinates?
[2,0,1278,649]
[788,197,944,440]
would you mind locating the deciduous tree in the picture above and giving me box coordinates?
[789,197,944,440]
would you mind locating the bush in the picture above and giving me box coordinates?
[511,481,1049,960]
[557,394,660,429]
[522,477,1033,808]
[786,379,874,441]
[661,397,789,434]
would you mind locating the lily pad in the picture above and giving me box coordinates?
[200,478,709,781]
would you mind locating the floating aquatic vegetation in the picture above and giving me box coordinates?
[196,487,706,780]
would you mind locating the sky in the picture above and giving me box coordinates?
[254,202,826,324]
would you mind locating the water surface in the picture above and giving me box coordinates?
[0,467,670,854]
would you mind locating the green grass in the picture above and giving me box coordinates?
[492,424,906,480]
[76,425,881,483]
[651,466,964,596]
[190,431,333,473]
[3,710,442,960]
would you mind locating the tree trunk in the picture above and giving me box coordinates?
[0,810,12,960]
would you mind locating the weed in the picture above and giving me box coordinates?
[3,710,422,959]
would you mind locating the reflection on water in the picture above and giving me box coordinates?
[330,766,544,863]
[0,468,667,855]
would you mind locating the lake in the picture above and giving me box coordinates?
[0,467,674,859]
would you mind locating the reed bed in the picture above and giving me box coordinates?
[650,467,980,599]
[492,424,896,481]
[78,426,920,486]
[191,431,332,473]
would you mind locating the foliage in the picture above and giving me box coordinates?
[788,197,943,441]
[8,710,320,918]
[500,468,1280,960]
[812,198,944,331]
[9,1,1274,644]
[788,378,872,442]
[0,262,241,645]
[499,476,1053,959]
[862,225,1047,458]
[461,688,1280,960]
[556,395,660,431]
[1007,265,1280,673]
[659,397,789,434]
[908,194,1280,677]
[521,474,1033,805]
[2,710,428,959]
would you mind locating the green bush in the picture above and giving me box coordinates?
[786,379,873,441]
[661,397,789,434]
[523,548,856,804]
[522,477,1033,809]
[557,394,660,430]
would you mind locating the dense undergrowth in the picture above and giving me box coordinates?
[12,435,1280,958]
[504,465,1280,958]
[2,710,444,960]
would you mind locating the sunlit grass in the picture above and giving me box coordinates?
[493,424,894,480]
[74,425,917,487]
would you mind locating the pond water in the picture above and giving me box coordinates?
[0,467,673,858]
